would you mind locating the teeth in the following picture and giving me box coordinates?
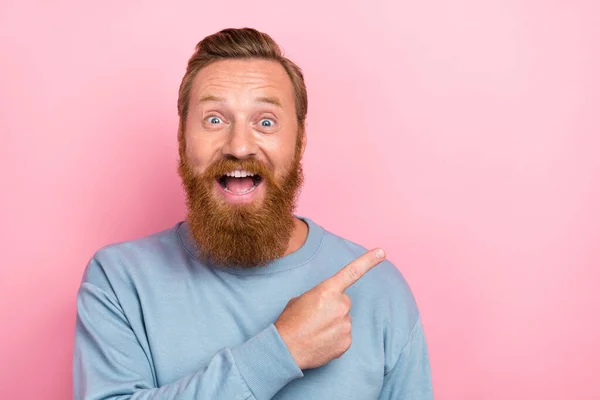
[223,181,259,195]
[225,170,254,178]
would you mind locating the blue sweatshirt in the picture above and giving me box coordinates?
[73,217,433,399]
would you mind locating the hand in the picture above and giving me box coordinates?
[274,248,386,370]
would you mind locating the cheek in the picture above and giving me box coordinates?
[184,134,216,174]
[261,132,300,173]
[269,148,299,180]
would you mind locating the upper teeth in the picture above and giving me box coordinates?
[226,170,254,178]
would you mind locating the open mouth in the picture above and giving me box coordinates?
[217,170,263,195]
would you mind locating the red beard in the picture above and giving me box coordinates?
[178,143,304,268]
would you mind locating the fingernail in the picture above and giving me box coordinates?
[375,249,385,259]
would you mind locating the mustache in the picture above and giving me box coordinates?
[204,157,271,178]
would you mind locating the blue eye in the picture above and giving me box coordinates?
[259,118,274,128]
[208,116,222,124]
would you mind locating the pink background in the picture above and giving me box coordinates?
[1,1,598,398]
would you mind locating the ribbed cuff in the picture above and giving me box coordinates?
[231,323,304,399]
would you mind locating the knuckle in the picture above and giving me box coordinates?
[342,336,352,351]
[344,317,352,333]
[346,265,358,282]
[320,293,336,311]
[313,287,326,300]
[337,302,349,317]
[316,287,330,299]
[316,295,327,310]
[343,294,352,308]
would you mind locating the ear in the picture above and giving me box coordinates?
[299,126,307,159]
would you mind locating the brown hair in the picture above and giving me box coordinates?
[177,28,308,157]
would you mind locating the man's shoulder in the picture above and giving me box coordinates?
[93,222,184,262]
[80,222,186,289]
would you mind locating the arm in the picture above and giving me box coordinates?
[379,316,433,399]
[73,282,303,400]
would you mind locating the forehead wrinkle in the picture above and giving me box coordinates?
[194,58,291,86]
[202,70,279,86]
[195,84,289,109]
[193,64,293,108]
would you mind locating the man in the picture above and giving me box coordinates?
[73,28,433,399]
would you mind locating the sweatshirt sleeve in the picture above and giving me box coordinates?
[73,282,303,400]
[378,316,433,400]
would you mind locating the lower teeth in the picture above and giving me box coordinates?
[224,183,258,195]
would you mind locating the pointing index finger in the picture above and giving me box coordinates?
[324,248,386,292]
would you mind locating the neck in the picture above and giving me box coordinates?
[284,217,309,256]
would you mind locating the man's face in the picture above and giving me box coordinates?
[178,58,305,267]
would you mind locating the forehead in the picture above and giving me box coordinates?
[191,58,295,105]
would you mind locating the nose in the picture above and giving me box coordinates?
[221,122,258,159]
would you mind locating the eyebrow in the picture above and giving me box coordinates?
[196,95,284,108]
[197,95,225,104]
[255,96,284,108]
